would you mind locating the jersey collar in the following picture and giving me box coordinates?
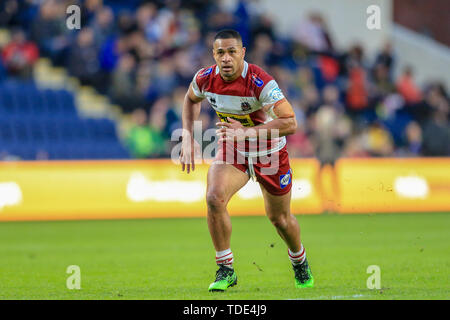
[241,61,248,78]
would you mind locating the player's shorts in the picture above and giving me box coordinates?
[215,142,292,196]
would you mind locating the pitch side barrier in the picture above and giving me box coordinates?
[0,158,448,221]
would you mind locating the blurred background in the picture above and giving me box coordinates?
[0,1,448,300]
[0,0,448,162]
[0,0,449,220]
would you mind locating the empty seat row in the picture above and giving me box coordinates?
[0,81,130,160]
[0,88,77,117]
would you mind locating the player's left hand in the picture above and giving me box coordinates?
[216,117,247,142]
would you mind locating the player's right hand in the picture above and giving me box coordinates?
[179,134,201,174]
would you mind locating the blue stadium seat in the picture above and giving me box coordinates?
[14,91,33,116]
[43,89,63,116]
[43,118,62,143]
[0,90,17,115]
[0,82,128,160]
[29,90,49,117]
[57,90,77,115]
[0,119,14,143]
[11,118,31,145]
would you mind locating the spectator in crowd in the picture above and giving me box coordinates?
[322,84,344,113]
[126,108,166,158]
[165,86,185,135]
[377,93,411,147]
[341,134,370,158]
[0,0,20,28]
[397,121,422,157]
[90,5,116,45]
[421,108,450,156]
[312,106,341,164]
[295,67,315,94]
[67,27,107,92]
[311,105,352,164]
[172,48,200,86]
[30,0,70,66]
[247,33,273,69]
[2,0,447,160]
[136,2,161,44]
[291,12,334,53]
[81,0,104,28]
[301,84,321,116]
[374,42,394,80]
[249,13,276,44]
[411,82,446,125]
[145,56,178,103]
[362,122,394,157]
[148,96,170,156]
[345,61,369,123]
[372,62,395,99]
[1,28,39,79]
[286,97,315,158]
[109,53,146,113]
[396,66,422,106]
[0,0,37,31]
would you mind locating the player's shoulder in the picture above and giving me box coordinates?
[245,63,277,99]
[194,64,217,85]
[246,63,276,96]
[246,63,275,87]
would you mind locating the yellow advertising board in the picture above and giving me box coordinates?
[335,158,450,213]
[1,158,448,221]
[0,159,322,221]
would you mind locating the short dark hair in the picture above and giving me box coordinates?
[214,29,243,45]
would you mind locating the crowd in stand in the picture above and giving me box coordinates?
[0,0,448,162]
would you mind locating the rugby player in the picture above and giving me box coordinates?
[179,29,313,291]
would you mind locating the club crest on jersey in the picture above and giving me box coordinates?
[241,101,251,111]
[199,67,213,78]
[279,169,292,189]
[251,73,264,87]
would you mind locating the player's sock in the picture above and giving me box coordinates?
[209,249,237,291]
[288,244,306,266]
[289,245,314,288]
[215,248,234,269]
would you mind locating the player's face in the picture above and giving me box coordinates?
[213,38,246,81]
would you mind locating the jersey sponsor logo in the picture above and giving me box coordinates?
[279,169,292,188]
[251,73,264,87]
[216,111,255,127]
[199,67,213,78]
[269,87,284,102]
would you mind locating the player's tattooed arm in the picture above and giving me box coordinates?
[247,98,297,138]
[216,99,297,141]
[180,84,204,173]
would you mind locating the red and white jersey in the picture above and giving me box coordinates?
[191,61,286,156]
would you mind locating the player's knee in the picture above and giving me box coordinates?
[206,191,227,212]
[268,214,289,231]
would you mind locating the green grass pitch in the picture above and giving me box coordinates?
[0,212,448,300]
